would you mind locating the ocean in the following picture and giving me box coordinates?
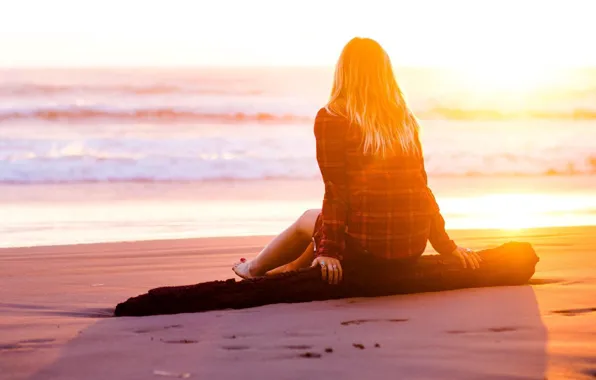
[1,67,595,247]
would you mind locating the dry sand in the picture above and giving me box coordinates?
[1,226,595,380]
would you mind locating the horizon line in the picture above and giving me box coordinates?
[2,64,596,70]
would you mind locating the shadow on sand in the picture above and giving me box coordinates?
[25,285,549,380]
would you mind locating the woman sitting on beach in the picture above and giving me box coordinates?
[233,37,480,284]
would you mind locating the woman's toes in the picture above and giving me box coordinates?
[233,261,253,279]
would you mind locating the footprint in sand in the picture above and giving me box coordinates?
[221,345,250,350]
[341,318,409,326]
[19,338,56,344]
[447,326,520,334]
[1,338,57,351]
[0,344,21,351]
[162,339,198,344]
[134,324,183,334]
[223,332,255,339]
[552,307,596,316]
[283,331,321,338]
[282,345,313,350]
[299,352,322,358]
[487,327,519,333]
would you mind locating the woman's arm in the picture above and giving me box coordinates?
[420,151,457,254]
[314,108,348,260]
[428,199,457,255]
[411,114,480,267]
[416,130,481,267]
[412,123,457,255]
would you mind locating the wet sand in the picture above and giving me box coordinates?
[1,226,595,379]
[3,176,596,248]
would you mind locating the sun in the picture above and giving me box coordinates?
[458,64,559,93]
[479,194,544,230]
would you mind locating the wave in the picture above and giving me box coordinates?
[3,106,596,123]
[3,67,596,123]
[0,107,310,123]
[1,171,593,185]
[0,84,262,96]
[0,154,594,184]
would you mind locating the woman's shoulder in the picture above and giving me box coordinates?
[315,107,349,125]
[316,106,342,116]
[314,107,349,139]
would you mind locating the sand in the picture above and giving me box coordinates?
[0,226,595,380]
[4,176,596,249]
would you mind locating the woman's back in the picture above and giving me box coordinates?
[314,108,444,260]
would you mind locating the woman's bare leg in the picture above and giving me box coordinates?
[233,209,320,279]
[266,241,315,276]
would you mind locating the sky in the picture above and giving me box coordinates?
[1,0,595,67]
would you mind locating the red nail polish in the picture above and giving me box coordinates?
[240,258,246,263]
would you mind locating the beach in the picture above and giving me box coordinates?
[2,3,596,378]
[1,67,595,379]
[1,226,595,380]
[4,2,596,377]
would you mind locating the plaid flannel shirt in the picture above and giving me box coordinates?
[313,107,457,260]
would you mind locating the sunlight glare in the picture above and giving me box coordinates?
[442,193,596,231]
[459,65,559,93]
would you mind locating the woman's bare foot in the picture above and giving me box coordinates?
[232,258,260,279]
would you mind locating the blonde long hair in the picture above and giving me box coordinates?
[326,37,419,157]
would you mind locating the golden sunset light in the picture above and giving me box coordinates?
[1,2,595,378]
[458,65,561,93]
[443,193,596,231]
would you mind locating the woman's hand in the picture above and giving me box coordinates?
[311,256,343,284]
[447,246,482,269]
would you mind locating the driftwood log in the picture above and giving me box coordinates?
[115,242,538,317]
